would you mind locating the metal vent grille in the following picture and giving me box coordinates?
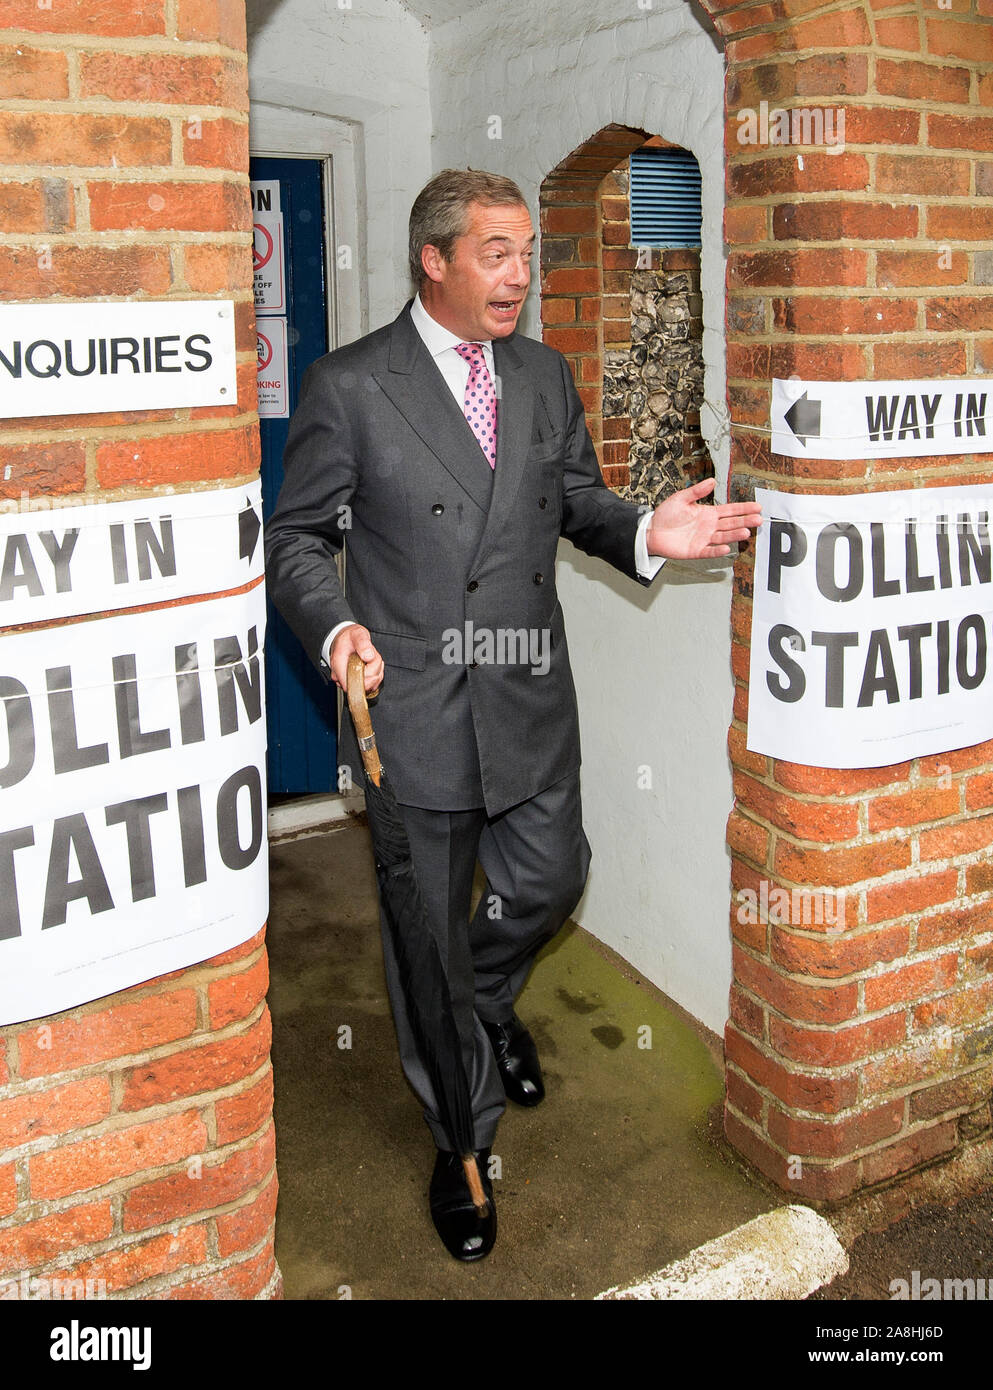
[629,148,702,249]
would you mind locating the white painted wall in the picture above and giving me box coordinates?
[246,0,432,334]
[430,0,735,1033]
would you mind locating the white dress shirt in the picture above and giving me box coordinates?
[321,294,664,667]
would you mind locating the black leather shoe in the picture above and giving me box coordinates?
[482,1013,545,1107]
[429,1147,496,1262]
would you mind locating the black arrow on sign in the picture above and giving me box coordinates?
[239,499,261,565]
[784,391,822,447]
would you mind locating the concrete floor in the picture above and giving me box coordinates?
[266,817,780,1300]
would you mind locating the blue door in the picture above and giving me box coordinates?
[251,155,338,795]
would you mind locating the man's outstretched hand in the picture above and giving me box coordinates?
[646,477,762,560]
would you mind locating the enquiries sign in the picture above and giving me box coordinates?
[0,300,237,419]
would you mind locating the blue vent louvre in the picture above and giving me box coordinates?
[629,148,702,249]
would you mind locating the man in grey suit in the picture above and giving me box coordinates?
[264,169,761,1261]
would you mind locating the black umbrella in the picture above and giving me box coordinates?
[346,653,488,1216]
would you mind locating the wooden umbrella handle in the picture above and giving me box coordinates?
[345,653,383,787]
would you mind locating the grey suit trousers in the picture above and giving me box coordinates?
[378,771,592,1150]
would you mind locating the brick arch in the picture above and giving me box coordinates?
[690,0,885,52]
[539,125,651,480]
[539,125,710,498]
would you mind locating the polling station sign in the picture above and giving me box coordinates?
[0,482,263,626]
[747,484,993,768]
[772,377,993,462]
[0,585,268,1026]
[0,300,237,420]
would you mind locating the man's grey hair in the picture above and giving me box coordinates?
[409,168,528,288]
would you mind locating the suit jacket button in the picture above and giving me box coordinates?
[533,572,544,585]
[538,497,548,509]
[466,580,479,592]
[431,503,444,515]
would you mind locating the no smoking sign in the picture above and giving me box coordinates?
[256,318,288,419]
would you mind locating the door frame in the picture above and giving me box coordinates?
[249,116,361,827]
[247,100,363,345]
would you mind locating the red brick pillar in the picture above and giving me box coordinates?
[709,0,993,1197]
[0,0,278,1296]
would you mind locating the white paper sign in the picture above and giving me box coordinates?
[0,585,268,1025]
[0,300,237,420]
[747,484,993,768]
[256,318,289,419]
[252,181,285,314]
[251,181,280,215]
[0,482,263,626]
[772,377,993,461]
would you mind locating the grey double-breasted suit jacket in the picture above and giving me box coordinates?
[264,302,656,816]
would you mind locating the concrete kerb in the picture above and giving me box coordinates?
[596,1205,848,1300]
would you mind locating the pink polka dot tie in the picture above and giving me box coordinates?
[454,341,497,469]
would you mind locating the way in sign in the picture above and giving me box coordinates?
[773,378,993,461]
[0,516,175,605]
[866,389,988,443]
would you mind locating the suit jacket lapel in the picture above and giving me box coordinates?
[373,305,493,514]
[470,332,533,573]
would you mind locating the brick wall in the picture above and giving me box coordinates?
[0,0,276,1295]
[0,933,276,1298]
[708,0,993,1198]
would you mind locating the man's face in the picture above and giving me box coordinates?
[421,201,534,341]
